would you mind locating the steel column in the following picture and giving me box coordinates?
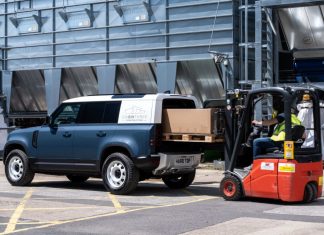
[44,69,62,115]
[52,0,56,67]
[96,65,116,94]
[244,0,248,83]
[254,1,262,120]
[0,104,8,151]
[255,1,262,87]
[3,0,8,71]
[273,11,279,85]
[2,71,12,114]
[156,62,177,93]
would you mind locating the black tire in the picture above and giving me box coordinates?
[303,183,314,203]
[162,170,196,189]
[310,183,318,202]
[220,174,243,201]
[66,175,89,184]
[102,152,139,195]
[5,149,34,186]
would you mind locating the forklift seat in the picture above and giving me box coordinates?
[262,125,305,157]
[291,125,306,142]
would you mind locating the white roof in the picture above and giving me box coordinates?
[63,93,196,103]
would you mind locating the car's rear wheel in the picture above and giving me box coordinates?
[162,170,196,189]
[102,152,139,195]
[5,149,34,186]
[66,175,89,184]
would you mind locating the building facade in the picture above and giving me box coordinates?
[0,0,239,119]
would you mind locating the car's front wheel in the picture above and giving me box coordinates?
[5,149,35,186]
[102,152,139,195]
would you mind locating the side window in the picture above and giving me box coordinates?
[296,95,315,148]
[103,101,121,123]
[77,102,106,124]
[53,104,81,125]
[162,99,196,109]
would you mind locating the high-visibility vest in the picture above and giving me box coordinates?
[270,114,301,141]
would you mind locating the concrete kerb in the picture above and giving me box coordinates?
[195,163,224,184]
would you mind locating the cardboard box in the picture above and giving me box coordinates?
[162,109,215,134]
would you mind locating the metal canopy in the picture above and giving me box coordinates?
[176,60,224,107]
[59,67,98,103]
[261,0,324,8]
[278,5,324,58]
[10,70,46,113]
[115,63,157,94]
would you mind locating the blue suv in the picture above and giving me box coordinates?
[3,94,201,194]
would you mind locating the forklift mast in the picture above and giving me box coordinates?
[224,89,249,168]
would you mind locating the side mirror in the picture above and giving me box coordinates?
[46,116,57,128]
[45,115,51,125]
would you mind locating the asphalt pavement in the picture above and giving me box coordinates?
[0,164,323,235]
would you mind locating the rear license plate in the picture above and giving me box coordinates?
[175,156,193,166]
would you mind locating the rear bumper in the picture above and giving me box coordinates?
[152,153,201,176]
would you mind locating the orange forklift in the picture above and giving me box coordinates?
[220,87,323,202]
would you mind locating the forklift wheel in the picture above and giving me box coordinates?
[220,175,243,201]
[303,183,316,203]
[310,183,318,202]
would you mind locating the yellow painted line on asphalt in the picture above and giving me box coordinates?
[0,221,58,226]
[108,193,125,213]
[8,196,214,234]
[182,189,197,197]
[3,188,33,234]
[0,206,107,212]
[182,189,217,199]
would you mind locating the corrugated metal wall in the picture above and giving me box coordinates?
[1,0,235,69]
[0,0,237,115]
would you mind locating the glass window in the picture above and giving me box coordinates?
[162,99,196,109]
[53,104,81,125]
[77,102,106,124]
[296,94,315,149]
[103,101,121,123]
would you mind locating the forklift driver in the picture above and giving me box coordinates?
[251,111,302,159]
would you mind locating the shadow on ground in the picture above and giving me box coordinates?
[243,196,324,206]
[28,179,221,197]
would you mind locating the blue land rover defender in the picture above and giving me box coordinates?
[3,94,201,194]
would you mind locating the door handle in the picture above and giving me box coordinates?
[96,131,107,137]
[63,132,72,138]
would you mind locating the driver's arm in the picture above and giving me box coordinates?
[252,118,278,127]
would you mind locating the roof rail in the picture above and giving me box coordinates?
[87,93,154,97]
